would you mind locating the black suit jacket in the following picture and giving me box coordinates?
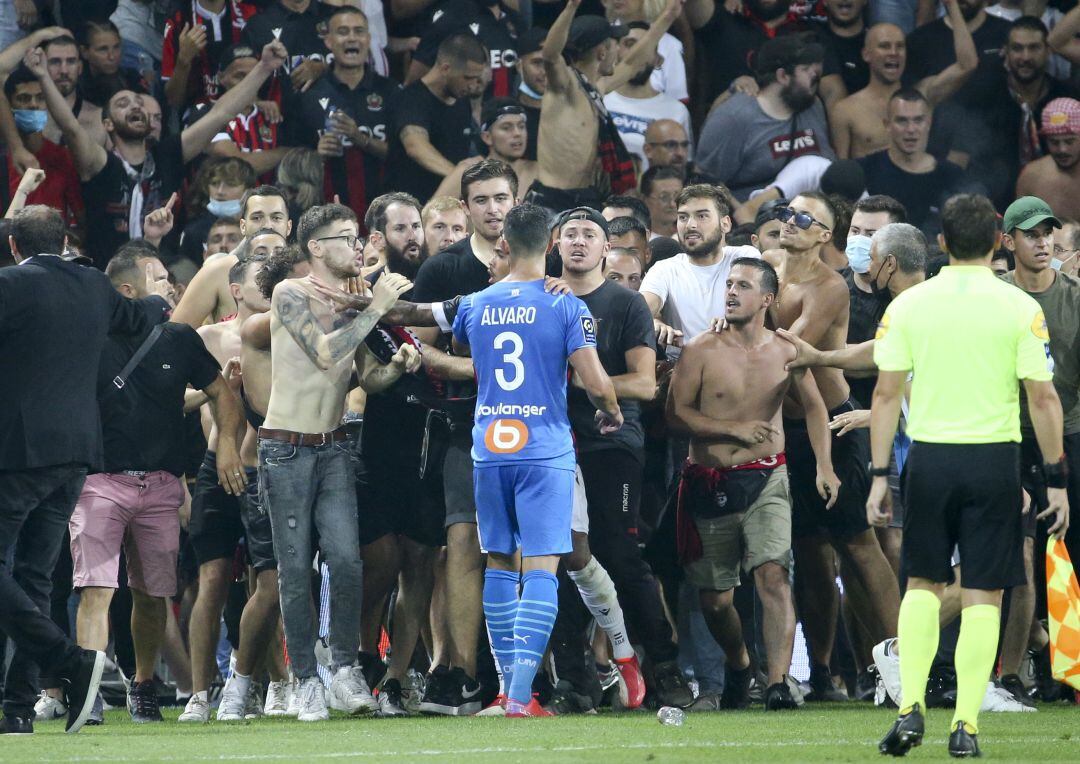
[0,255,150,471]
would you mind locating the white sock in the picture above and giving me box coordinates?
[568,556,634,661]
[230,672,252,696]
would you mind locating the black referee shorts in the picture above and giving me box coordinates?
[901,441,1025,590]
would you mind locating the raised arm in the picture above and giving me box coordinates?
[598,0,683,96]
[1048,3,1080,65]
[25,47,107,180]
[542,0,580,95]
[0,26,68,75]
[180,40,287,163]
[917,0,978,106]
[683,0,715,29]
[273,274,413,370]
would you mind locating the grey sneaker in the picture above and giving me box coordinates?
[328,666,378,715]
[178,694,210,723]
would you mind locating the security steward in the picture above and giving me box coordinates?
[867,194,1070,759]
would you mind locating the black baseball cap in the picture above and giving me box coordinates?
[566,16,628,57]
[481,98,526,131]
[218,44,258,75]
[558,206,610,237]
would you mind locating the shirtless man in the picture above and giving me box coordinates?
[435,99,538,200]
[669,258,840,710]
[830,0,977,159]
[526,0,681,212]
[259,203,411,722]
[172,185,293,327]
[1016,97,1080,220]
[762,192,900,700]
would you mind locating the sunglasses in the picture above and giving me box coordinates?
[776,206,830,231]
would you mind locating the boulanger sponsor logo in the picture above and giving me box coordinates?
[476,402,548,417]
[484,419,529,454]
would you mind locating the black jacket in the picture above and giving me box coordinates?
[0,255,150,470]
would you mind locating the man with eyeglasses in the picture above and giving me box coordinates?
[763,191,901,703]
[258,203,412,722]
[642,119,691,178]
[1055,218,1080,277]
[640,166,683,238]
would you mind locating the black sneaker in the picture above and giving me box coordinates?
[1029,646,1062,702]
[546,680,597,715]
[64,649,105,734]
[417,665,452,715]
[358,650,387,691]
[806,663,849,702]
[857,668,879,702]
[0,714,33,735]
[652,660,694,708]
[720,663,752,709]
[998,674,1036,708]
[450,667,483,715]
[878,703,925,757]
[127,679,163,723]
[948,721,981,758]
[926,665,957,708]
[418,665,479,716]
[764,680,800,711]
[376,678,408,718]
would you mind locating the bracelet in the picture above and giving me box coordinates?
[1043,455,1068,489]
[868,464,890,478]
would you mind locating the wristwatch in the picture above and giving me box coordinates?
[868,462,890,478]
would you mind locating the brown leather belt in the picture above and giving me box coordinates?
[258,425,349,447]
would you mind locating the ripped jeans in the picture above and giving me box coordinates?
[258,438,363,679]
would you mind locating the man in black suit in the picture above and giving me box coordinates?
[0,206,149,735]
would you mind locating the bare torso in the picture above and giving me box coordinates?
[262,279,353,434]
[1017,158,1080,220]
[239,312,272,465]
[537,79,605,191]
[689,330,794,469]
[197,318,241,450]
[836,89,891,159]
[769,255,851,415]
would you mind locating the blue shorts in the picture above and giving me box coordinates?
[474,464,574,557]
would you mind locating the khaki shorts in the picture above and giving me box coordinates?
[684,466,792,591]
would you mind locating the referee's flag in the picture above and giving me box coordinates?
[1046,538,1080,690]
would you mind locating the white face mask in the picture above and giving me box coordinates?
[845,234,873,274]
[207,198,243,218]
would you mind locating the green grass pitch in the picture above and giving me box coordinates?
[5,705,1078,763]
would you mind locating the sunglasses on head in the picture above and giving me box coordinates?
[776,206,830,231]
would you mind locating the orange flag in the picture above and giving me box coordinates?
[1046,537,1080,691]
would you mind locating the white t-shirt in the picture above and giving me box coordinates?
[653,33,688,102]
[640,246,762,342]
[603,91,694,170]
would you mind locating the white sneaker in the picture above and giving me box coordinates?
[178,694,211,723]
[286,680,302,717]
[264,681,291,716]
[216,675,248,721]
[33,691,67,721]
[296,677,329,722]
[328,665,378,715]
[244,682,264,720]
[981,681,1036,712]
[872,638,902,707]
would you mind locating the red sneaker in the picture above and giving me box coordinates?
[505,697,552,717]
[476,694,506,716]
[615,656,646,709]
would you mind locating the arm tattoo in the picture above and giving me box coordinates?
[276,284,386,368]
[339,293,435,326]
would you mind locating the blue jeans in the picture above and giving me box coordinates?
[258,439,363,679]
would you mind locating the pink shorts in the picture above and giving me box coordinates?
[69,472,184,597]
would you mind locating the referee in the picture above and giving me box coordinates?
[869,195,1070,758]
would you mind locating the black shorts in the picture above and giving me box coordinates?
[901,441,1025,590]
[189,451,245,566]
[785,400,870,541]
[358,403,446,547]
[242,470,276,572]
[443,435,477,528]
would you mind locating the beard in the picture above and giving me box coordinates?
[780,81,817,112]
[629,63,653,87]
[1009,62,1044,85]
[386,239,427,279]
[746,0,790,22]
[685,228,724,258]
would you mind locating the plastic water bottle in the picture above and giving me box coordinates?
[657,706,686,726]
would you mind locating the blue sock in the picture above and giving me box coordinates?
[483,568,520,695]
[508,570,559,704]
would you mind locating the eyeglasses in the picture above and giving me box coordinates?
[1054,245,1079,260]
[646,140,690,151]
[776,206,830,231]
[317,234,363,248]
[649,191,679,205]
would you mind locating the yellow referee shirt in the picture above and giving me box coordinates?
[873,266,1053,444]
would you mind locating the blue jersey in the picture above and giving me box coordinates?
[452,279,596,470]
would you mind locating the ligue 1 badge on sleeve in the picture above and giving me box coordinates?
[581,316,597,344]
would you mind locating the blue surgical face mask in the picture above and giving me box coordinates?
[13,109,47,134]
[207,198,243,218]
[519,80,543,100]
[845,234,873,274]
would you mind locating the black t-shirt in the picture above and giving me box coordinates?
[414,0,519,99]
[843,267,884,409]
[285,68,401,224]
[814,22,867,94]
[567,280,655,458]
[82,135,185,269]
[694,8,838,102]
[858,150,966,233]
[387,81,478,202]
[242,0,329,73]
[97,322,220,475]
[904,14,1010,108]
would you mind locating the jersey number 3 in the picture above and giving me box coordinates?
[494,331,524,391]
